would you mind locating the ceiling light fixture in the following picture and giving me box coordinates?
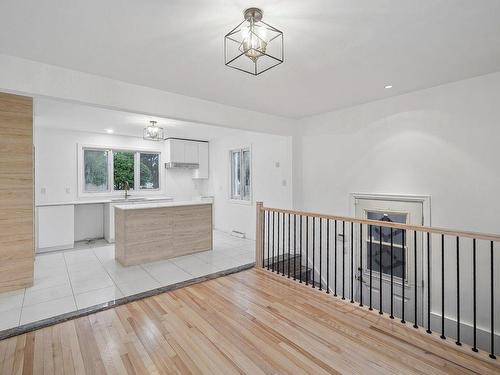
[105,129,114,134]
[224,7,283,76]
[385,85,393,89]
[143,120,164,141]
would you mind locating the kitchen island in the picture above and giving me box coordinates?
[114,201,212,266]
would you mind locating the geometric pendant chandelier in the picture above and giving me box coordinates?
[143,120,164,141]
[224,8,284,76]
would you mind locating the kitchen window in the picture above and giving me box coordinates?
[84,149,110,192]
[230,147,251,201]
[80,146,161,195]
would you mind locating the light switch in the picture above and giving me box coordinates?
[41,187,46,194]
[275,161,280,168]
[282,179,287,187]
[65,187,71,194]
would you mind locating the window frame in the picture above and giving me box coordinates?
[78,144,163,197]
[228,146,252,204]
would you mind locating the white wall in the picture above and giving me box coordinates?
[34,127,207,204]
[209,131,293,240]
[294,71,500,349]
[296,72,500,233]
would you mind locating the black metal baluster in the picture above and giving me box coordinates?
[293,214,297,280]
[490,241,496,359]
[319,218,323,290]
[456,237,461,346]
[426,232,431,333]
[276,212,281,273]
[327,219,330,294]
[359,223,363,307]
[267,211,270,270]
[272,212,275,272]
[351,222,354,303]
[401,230,406,324]
[299,215,303,283]
[440,234,445,339]
[369,225,373,311]
[334,220,338,296]
[288,213,291,278]
[312,217,316,288]
[390,227,394,319]
[472,238,478,352]
[342,221,346,300]
[282,212,285,277]
[379,225,383,314]
[414,231,418,328]
[306,216,309,285]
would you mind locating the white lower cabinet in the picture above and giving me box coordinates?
[36,205,75,252]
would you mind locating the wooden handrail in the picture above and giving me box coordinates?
[255,202,264,268]
[261,206,500,243]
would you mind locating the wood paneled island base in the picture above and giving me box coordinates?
[114,201,212,266]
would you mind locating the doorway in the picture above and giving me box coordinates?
[351,194,430,323]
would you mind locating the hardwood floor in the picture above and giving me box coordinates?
[0,268,498,374]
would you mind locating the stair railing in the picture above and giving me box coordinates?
[255,202,499,360]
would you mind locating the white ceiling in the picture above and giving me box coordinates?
[34,98,239,140]
[2,1,500,118]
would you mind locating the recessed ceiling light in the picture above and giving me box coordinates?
[105,129,114,134]
[384,85,393,89]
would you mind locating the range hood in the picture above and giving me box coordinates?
[165,162,199,169]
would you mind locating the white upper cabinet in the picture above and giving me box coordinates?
[193,142,209,179]
[166,139,187,163]
[184,141,199,164]
[165,138,209,178]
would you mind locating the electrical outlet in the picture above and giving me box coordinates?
[65,187,71,194]
[282,179,287,187]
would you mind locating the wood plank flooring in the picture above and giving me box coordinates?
[0,268,498,374]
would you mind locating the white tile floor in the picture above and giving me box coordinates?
[0,230,255,331]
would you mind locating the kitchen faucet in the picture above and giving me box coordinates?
[124,181,130,199]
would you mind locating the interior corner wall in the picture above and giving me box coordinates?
[208,130,293,240]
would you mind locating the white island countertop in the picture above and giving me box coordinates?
[114,200,212,211]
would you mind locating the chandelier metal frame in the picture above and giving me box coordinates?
[224,8,284,76]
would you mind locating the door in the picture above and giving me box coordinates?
[354,196,425,323]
